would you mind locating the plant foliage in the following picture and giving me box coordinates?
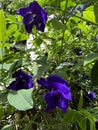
[0,0,98,129]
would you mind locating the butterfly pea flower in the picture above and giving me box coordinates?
[37,75,72,112]
[74,48,83,56]
[17,1,47,33]
[85,90,96,101]
[7,69,33,90]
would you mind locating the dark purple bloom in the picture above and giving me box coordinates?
[85,90,96,101]
[37,75,72,112]
[17,1,47,33]
[82,74,89,80]
[74,48,83,55]
[7,69,33,90]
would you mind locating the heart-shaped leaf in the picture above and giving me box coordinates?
[7,88,33,111]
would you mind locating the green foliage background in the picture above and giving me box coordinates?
[0,0,98,129]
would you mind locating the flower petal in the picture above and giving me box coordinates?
[13,69,32,80]
[44,91,59,112]
[7,81,18,90]
[7,79,32,90]
[8,69,33,90]
[17,1,47,33]
[57,96,69,112]
[13,69,29,78]
[12,69,23,78]
[52,82,70,92]
[50,82,72,100]
[17,1,41,17]
[16,79,32,90]
[29,1,42,12]
[17,6,31,17]
[35,21,45,32]
[23,13,34,33]
[48,75,68,85]
[86,90,96,100]
[37,77,49,89]
[61,91,72,101]
[41,10,47,24]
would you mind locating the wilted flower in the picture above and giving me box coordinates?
[85,90,96,101]
[17,1,47,33]
[37,75,72,112]
[7,69,33,90]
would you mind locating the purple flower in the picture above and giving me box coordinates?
[37,75,72,112]
[7,69,33,90]
[74,48,83,56]
[85,90,96,101]
[17,1,47,33]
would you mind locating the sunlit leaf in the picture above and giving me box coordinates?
[84,53,98,66]
[83,10,96,23]
[7,88,33,111]
[0,10,6,41]
[78,22,88,33]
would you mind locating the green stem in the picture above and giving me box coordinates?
[75,15,98,26]
[1,43,4,71]
[41,112,49,125]
[78,90,83,111]
[0,34,4,74]
[63,0,69,24]
[30,120,65,128]
[59,0,69,62]
[59,2,79,62]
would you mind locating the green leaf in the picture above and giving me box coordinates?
[15,33,29,42]
[49,18,66,31]
[78,22,88,33]
[78,90,83,111]
[89,118,96,130]
[1,125,12,130]
[80,109,96,130]
[23,125,32,130]
[33,64,50,78]
[34,37,43,47]
[60,0,75,11]
[80,109,96,122]
[76,112,87,130]
[91,60,98,86]
[83,10,96,23]
[6,14,17,24]
[84,53,98,66]
[0,10,6,41]
[6,24,17,36]
[94,4,98,23]
[7,88,33,111]
[55,62,74,70]
[0,91,7,104]
[48,0,65,6]
[0,63,12,70]
[9,59,23,73]
[63,109,77,124]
